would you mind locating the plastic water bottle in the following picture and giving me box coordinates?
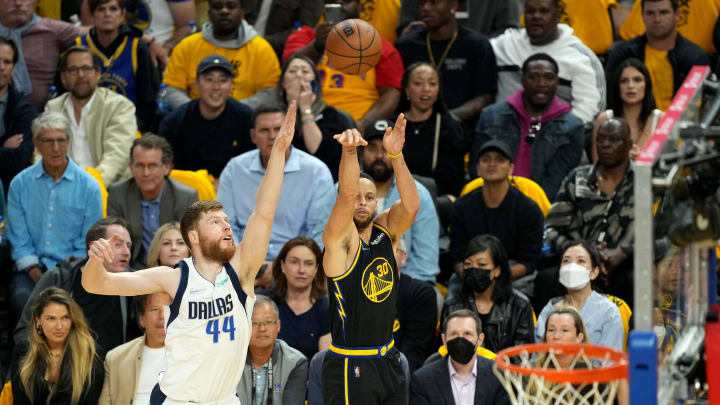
[541,226,551,255]
[189,20,197,34]
[48,85,58,100]
[0,216,7,244]
[157,83,170,114]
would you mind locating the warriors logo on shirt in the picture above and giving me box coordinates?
[361,257,393,303]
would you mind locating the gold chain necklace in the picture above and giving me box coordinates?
[426,30,459,69]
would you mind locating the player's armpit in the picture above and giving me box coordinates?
[323,230,358,279]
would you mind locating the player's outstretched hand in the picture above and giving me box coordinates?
[383,113,407,157]
[333,128,367,148]
[272,100,297,153]
[87,234,119,265]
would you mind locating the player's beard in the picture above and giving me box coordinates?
[353,209,375,231]
[199,235,235,263]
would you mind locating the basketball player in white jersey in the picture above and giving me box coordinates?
[81,102,298,405]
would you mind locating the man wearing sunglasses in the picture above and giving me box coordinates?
[469,53,584,202]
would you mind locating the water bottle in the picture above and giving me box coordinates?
[189,20,197,34]
[541,226,551,255]
[157,83,170,114]
[0,216,7,244]
[48,85,58,100]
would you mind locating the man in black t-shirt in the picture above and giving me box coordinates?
[158,55,253,180]
[394,0,497,125]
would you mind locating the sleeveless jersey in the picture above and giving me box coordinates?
[76,34,139,103]
[328,223,398,347]
[161,258,255,402]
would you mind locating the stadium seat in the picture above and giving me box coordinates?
[604,294,632,351]
[460,176,551,217]
[84,167,108,218]
[169,169,216,200]
[423,345,497,367]
[0,380,12,405]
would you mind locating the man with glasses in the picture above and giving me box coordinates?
[468,53,584,202]
[44,45,137,185]
[107,135,198,268]
[6,110,102,320]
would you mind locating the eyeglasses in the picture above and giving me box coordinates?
[38,137,69,147]
[252,320,278,328]
[526,120,542,145]
[63,65,96,75]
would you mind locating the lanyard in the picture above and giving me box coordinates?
[251,360,274,405]
[426,30,459,70]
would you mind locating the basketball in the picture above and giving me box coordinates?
[325,19,383,75]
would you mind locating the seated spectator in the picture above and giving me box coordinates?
[217,104,334,259]
[535,241,624,351]
[14,217,138,353]
[237,295,308,405]
[11,287,104,404]
[159,54,254,179]
[8,111,102,320]
[491,0,606,124]
[397,0,520,38]
[243,54,355,181]
[162,0,281,110]
[146,221,191,267]
[283,0,404,131]
[45,45,137,185]
[0,35,37,193]
[441,235,534,354]
[469,53,584,201]
[537,306,590,366]
[107,135,198,268]
[394,0,498,125]
[409,309,510,405]
[244,0,323,58]
[265,236,330,360]
[358,118,440,283]
[99,293,166,405]
[450,140,543,281]
[606,0,709,111]
[143,0,196,54]
[396,62,469,196]
[592,58,663,162]
[77,0,158,131]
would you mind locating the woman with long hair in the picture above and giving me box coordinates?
[397,62,469,196]
[12,287,104,405]
[267,236,330,359]
[592,58,663,161]
[146,222,191,267]
[440,234,534,353]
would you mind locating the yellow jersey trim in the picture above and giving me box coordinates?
[332,238,362,282]
[330,338,395,358]
[372,222,392,240]
[85,35,129,68]
[344,358,349,405]
[131,37,138,73]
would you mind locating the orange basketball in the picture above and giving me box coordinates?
[325,19,383,75]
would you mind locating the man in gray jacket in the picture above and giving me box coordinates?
[237,295,308,405]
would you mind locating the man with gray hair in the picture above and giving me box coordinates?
[237,294,308,405]
[7,110,102,320]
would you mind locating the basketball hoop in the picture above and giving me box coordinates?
[493,343,628,405]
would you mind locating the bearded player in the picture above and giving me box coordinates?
[82,103,297,404]
[322,113,420,404]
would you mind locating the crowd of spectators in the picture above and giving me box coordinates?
[2,0,718,403]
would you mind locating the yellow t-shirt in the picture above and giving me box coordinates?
[163,33,281,101]
[35,0,61,20]
[620,0,720,54]
[644,44,674,111]
[361,0,401,43]
[318,54,378,120]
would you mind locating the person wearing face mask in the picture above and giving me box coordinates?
[440,234,534,354]
[409,309,510,405]
[535,240,624,351]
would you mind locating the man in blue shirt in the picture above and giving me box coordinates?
[217,104,334,274]
[7,110,103,318]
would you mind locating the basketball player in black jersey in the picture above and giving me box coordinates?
[322,114,420,405]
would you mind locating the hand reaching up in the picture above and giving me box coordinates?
[333,128,368,148]
[271,101,298,154]
[383,113,407,157]
[87,234,119,265]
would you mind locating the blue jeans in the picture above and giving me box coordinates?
[10,271,36,320]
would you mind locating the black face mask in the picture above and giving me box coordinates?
[446,337,476,364]
[464,267,493,293]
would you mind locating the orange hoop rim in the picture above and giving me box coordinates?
[494,343,628,384]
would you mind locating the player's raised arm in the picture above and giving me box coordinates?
[235,101,297,288]
[81,234,179,298]
[376,114,420,237]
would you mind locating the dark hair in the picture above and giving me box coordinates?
[641,0,678,11]
[396,62,449,115]
[251,104,286,128]
[59,45,101,72]
[85,216,128,251]
[462,234,513,303]
[442,308,482,336]
[271,236,327,302]
[560,240,602,270]
[359,171,376,185]
[180,200,224,247]
[133,294,152,318]
[522,53,559,76]
[88,0,126,14]
[130,134,174,165]
[607,58,656,127]
[0,35,19,65]
[279,55,323,104]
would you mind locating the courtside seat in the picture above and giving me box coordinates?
[84,167,108,218]
[460,176,551,217]
[423,345,497,367]
[169,169,216,201]
[603,294,632,351]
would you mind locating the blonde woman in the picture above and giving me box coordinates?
[146,222,191,267]
[12,287,104,405]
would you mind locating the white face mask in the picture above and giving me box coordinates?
[558,262,591,290]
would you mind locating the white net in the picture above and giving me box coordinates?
[493,344,627,405]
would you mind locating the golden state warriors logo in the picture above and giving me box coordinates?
[361,257,394,303]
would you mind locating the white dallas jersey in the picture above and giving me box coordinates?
[155,258,254,404]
